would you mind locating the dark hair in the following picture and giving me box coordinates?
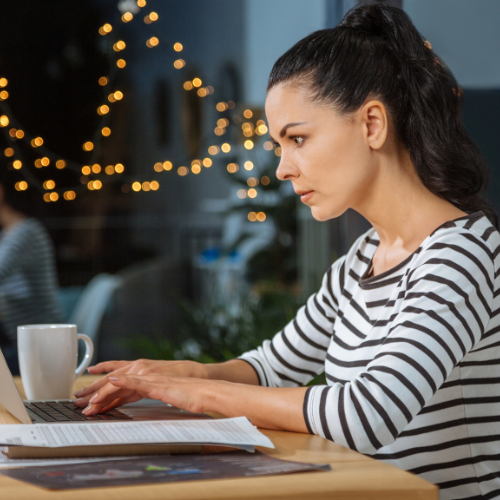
[268,4,498,228]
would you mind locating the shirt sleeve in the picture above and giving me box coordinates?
[0,223,33,282]
[303,229,495,455]
[238,255,346,387]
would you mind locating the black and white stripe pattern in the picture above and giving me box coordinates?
[240,212,500,500]
[0,218,63,340]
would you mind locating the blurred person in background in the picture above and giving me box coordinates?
[0,163,63,375]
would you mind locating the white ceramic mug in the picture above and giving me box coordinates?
[17,324,94,400]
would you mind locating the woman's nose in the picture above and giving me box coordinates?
[276,159,299,181]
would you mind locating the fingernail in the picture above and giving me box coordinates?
[89,393,98,403]
[109,377,119,381]
[82,406,91,414]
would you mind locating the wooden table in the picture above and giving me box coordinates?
[0,376,438,500]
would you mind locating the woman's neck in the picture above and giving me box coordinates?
[0,205,27,231]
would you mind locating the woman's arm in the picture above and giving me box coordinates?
[82,372,309,433]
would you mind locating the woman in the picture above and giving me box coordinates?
[75,5,500,498]
[0,164,63,374]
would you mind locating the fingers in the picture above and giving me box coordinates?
[87,360,131,375]
[109,375,168,402]
[74,377,112,401]
[82,387,138,415]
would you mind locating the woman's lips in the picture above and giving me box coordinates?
[299,191,314,203]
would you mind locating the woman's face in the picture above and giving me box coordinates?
[265,84,380,221]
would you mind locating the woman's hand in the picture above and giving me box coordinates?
[79,373,309,435]
[73,359,207,408]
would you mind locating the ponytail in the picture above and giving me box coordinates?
[268,4,498,228]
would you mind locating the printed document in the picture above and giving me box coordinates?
[0,417,274,449]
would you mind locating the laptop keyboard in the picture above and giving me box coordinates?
[24,401,133,422]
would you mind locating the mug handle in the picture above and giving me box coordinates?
[75,334,94,380]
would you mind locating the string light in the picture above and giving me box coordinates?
[163,161,172,171]
[261,176,271,185]
[0,116,9,127]
[12,160,22,169]
[173,59,185,69]
[92,164,101,174]
[217,118,229,128]
[263,141,274,151]
[41,157,50,166]
[64,191,76,200]
[247,177,259,187]
[82,166,91,175]
[154,162,163,172]
[0,91,9,100]
[227,163,238,173]
[221,143,231,153]
[132,182,141,191]
[15,130,24,139]
[55,160,66,169]
[144,12,158,24]
[15,181,28,191]
[237,189,247,199]
[99,23,113,35]
[177,166,188,176]
[146,37,159,48]
[122,12,133,22]
[275,147,282,156]
[202,158,212,167]
[105,165,115,175]
[244,140,254,150]
[191,165,201,174]
[43,193,51,202]
[244,161,254,171]
[256,124,268,135]
[216,102,228,112]
[99,77,108,86]
[34,159,43,168]
[115,163,125,173]
[4,148,13,157]
[208,146,220,155]
[94,180,102,190]
[43,180,56,190]
[49,192,59,201]
[214,127,225,136]
[197,88,207,97]
[243,109,253,119]
[248,188,257,198]
[9,128,17,137]
[142,181,151,191]
[248,212,257,222]
[102,127,111,136]
[192,78,202,88]
[31,137,43,147]
[113,41,126,52]
[137,0,147,6]
[173,43,183,52]
[117,59,126,68]
[0,78,7,87]
[83,141,94,151]
[256,212,266,222]
[151,180,159,190]
[97,105,109,115]
[183,81,193,91]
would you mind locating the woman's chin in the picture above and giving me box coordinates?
[310,205,346,222]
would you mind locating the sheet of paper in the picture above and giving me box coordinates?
[0,417,274,449]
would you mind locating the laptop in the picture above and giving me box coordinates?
[0,348,210,424]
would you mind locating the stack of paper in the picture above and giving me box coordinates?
[0,417,274,459]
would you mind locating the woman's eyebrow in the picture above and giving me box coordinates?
[279,122,306,137]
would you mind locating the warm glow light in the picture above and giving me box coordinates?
[247,177,259,187]
[43,193,51,202]
[248,212,257,222]
[214,127,225,136]
[102,127,111,136]
[98,105,109,115]
[105,165,115,175]
[248,188,257,198]
[192,78,202,88]
[243,109,253,119]
[8,128,16,137]
[256,120,266,126]
[177,166,188,176]
[49,192,59,202]
[261,176,270,186]
[115,163,125,173]
[87,181,95,191]
[0,116,9,127]
[149,11,158,20]
[92,164,101,174]
[237,189,247,199]
[34,159,43,168]
[102,23,112,33]
[13,160,22,169]
[275,147,281,157]
[15,130,24,139]
[242,161,254,172]
[244,140,254,150]
[208,146,220,155]
[263,141,274,151]
[56,159,66,169]
[227,163,238,173]
[0,78,7,87]
[221,143,231,153]
[94,180,103,190]
[64,191,76,200]
[17,181,28,191]
[117,59,126,68]
[173,59,185,69]
[41,157,50,167]
[257,124,268,135]
[163,161,173,171]
[83,141,94,151]
[154,162,163,172]
[206,86,214,94]
[43,180,56,190]
[151,180,159,190]
[0,90,9,100]
[217,118,229,128]
[256,212,266,222]
[108,93,116,103]
[203,158,212,168]
[191,159,201,167]
[146,37,159,48]
[122,12,133,22]
[137,0,146,6]
[31,137,43,147]
[4,148,13,157]
[142,181,151,191]
[132,181,141,192]
[216,102,228,112]
[114,91,123,100]
[173,42,183,52]
[197,88,207,97]
[183,81,193,91]
[191,165,201,174]
[82,166,91,175]
[113,41,126,51]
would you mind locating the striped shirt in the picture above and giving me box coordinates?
[0,218,63,340]
[240,211,500,500]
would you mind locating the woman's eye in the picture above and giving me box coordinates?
[293,137,304,146]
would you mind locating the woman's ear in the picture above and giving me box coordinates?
[361,99,388,151]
